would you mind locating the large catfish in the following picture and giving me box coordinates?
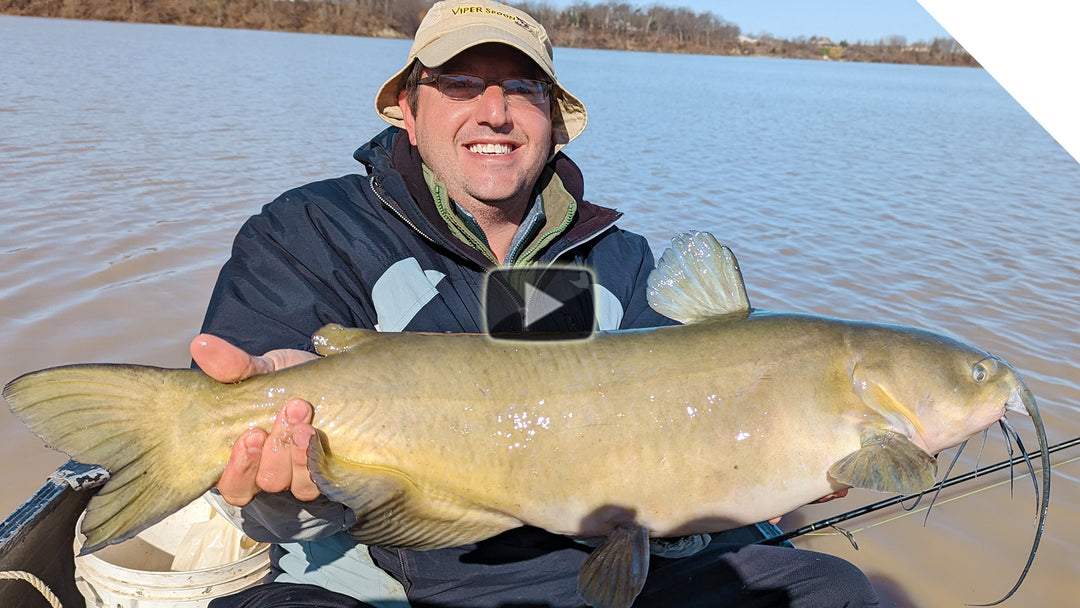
[4,232,1049,608]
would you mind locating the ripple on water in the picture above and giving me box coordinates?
[2,18,1079,606]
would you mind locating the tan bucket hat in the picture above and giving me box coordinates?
[374,0,587,151]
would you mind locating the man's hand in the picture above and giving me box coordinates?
[190,334,320,507]
[191,334,317,383]
[811,489,849,503]
[768,489,850,526]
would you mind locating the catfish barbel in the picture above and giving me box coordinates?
[4,232,1050,608]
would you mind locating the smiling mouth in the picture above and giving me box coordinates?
[467,143,514,155]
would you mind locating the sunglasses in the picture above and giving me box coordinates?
[418,74,552,105]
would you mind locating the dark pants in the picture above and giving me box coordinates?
[210,530,878,608]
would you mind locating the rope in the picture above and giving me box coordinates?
[0,570,63,608]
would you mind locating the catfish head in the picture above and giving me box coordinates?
[848,323,1049,606]
[849,324,1031,456]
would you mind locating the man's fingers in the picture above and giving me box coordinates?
[811,489,850,504]
[190,334,319,383]
[283,399,320,501]
[217,430,267,507]
[768,488,851,524]
[290,424,321,501]
[190,334,271,383]
[256,405,299,494]
[264,347,319,371]
[216,398,323,504]
[256,399,317,497]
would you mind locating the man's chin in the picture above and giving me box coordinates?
[460,176,529,204]
[468,190,527,207]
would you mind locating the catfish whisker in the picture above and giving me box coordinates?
[900,487,927,512]
[975,427,989,471]
[998,419,1016,498]
[924,438,968,525]
[1000,416,1040,514]
[971,394,1051,606]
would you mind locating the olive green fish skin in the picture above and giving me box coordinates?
[3,309,1026,549]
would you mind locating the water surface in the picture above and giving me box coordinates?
[2,16,1078,606]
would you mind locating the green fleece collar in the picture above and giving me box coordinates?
[422,164,576,265]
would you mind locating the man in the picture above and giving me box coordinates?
[193,1,878,606]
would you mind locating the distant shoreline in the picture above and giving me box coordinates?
[0,0,979,68]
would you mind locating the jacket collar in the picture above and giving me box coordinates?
[354,127,621,266]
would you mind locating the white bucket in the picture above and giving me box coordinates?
[74,495,270,608]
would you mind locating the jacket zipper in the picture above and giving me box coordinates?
[369,175,436,245]
[524,215,623,328]
[519,200,577,264]
[371,174,495,270]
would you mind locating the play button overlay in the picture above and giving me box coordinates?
[483,267,596,340]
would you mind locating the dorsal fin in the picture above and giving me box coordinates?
[646,232,751,323]
[312,323,380,356]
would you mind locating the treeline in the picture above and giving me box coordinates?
[515,1,977,66]
[1,0,979,67]
[0,0,430,36]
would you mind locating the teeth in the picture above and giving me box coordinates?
[468,143,512,155]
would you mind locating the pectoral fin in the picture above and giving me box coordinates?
[576,523,651,608]
[306,431,519,550]
[829,430,938,494]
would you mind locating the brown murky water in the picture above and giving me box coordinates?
[2,16,1078,606]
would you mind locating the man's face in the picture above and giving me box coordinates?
[399,43,554,211]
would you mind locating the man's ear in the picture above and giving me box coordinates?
[398,89,419,146]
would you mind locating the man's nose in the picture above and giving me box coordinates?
[474,83,511,126]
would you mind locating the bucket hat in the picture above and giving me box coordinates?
[375,0,587,150]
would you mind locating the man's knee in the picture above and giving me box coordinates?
[789,551,878,607]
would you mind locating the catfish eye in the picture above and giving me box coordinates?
[972,359,996,383]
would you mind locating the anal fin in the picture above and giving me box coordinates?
[306,431,519,550]
[576,523,651,608]
[828,430,938,494]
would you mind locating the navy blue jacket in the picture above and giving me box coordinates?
[198,126,675,607]
[201,127,672,352]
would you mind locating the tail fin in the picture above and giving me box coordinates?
[3,364,228,553]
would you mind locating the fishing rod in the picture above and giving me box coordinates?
[757,435,1080,546]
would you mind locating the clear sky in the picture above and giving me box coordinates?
[540,0,952,44]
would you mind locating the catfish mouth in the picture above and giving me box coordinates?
[1004,385,1033,417]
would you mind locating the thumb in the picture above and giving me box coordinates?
[190,334,274,383]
